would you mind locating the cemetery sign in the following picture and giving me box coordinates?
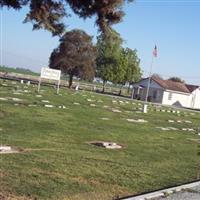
[38,67,61,94]
[40,67,61,81]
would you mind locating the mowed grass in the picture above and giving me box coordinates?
[0,80,200,200]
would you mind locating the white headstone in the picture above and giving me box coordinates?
[143,104,148,113]
[75,84,79,91]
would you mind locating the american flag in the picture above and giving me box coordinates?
[153,45,157,57]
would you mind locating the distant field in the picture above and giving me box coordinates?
[0,79,200,200]
[0,66,39,76]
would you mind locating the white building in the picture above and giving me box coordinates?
[132,77,200,109]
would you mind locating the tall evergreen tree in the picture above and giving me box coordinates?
[1,0,133,36]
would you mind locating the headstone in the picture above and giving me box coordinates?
[112,109,121,113]
[185,120,192,124]
[42,100,49,103]
[143,104,148,113]
[0,97,7,101]
[2,83,8,86]
[169,127,179,130]
[188,128,194,132]
[91,141,122,149]
[127,119,147,123]
[27,81,30,86]
[13,92,21,95]
[101,118,109,120]
[12,98,23,102]
[44,105,54,108]
[28,104,37,107]
[20,80,24,84]
[75,84,79,91]
[157,127,170,131]
[0,146,11,151]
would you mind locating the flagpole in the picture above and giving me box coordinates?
[145,55,154,103]
[143,45,157,113]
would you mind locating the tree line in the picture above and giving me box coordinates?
[49,29,142,94]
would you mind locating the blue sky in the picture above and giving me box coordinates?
[1,0,200,85]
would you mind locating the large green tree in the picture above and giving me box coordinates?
[96,29,122,92]
[1,0,133,36]
[112,48,128,95]
[112,48,141,95]
[123,48,142,93]
[49,29,96,88]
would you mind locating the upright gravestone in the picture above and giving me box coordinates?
[75,84,79,91]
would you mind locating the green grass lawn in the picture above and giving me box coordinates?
[0,79,200,200]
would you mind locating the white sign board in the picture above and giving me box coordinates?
[38,67,61,94]
[40,67,61,81]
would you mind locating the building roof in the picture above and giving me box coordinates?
[185,84,199,92]
[151,77,191,93]
[133,77,199,94]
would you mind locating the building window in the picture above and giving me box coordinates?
[168,92,173,100]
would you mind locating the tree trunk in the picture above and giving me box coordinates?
[127,83,130,94]
[68,74,73,88]
[102,81,106,93]
[118,85,123,96]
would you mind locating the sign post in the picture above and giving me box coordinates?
[38,67,61,94]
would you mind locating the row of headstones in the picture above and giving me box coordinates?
[1,80,31,86]
[2,80,196,117]
[20,80,31,86]
[156,126,200,135]
[111,99,191,116]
